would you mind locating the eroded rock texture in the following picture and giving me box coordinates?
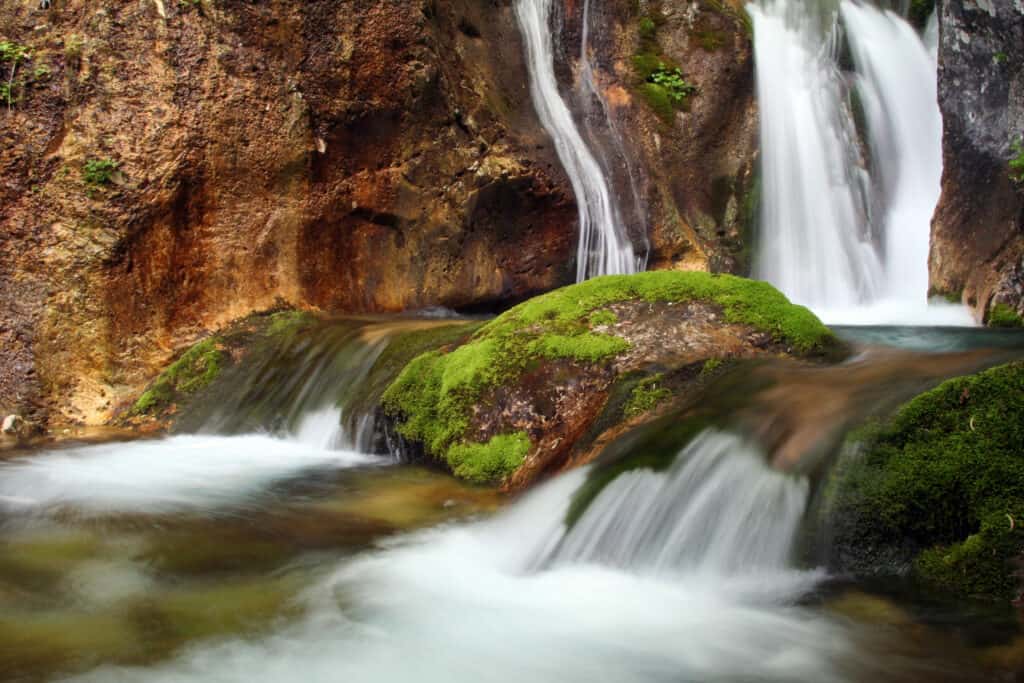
[931,0,1024,323]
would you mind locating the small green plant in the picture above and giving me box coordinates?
[994,52,1008,64]
[32,64,51,81]
[0,40,30,109]
[82,157,120,187]
[638,16,657,40]
[649,64,697,103]
[1010,136,1024,184]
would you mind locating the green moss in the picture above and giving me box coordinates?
[1010,137,1024,184]
[632,53,663,82]
[695,29,725,51]
[132,338,227,416]
[638,83,675,123]
[638,16,658,40]
[701,358,723,376]
[589,309,618,326]
[624,374,671,418]
[383,272,834,483]
[988,303,1023,329]
[834,362,1024,600]
[266,310,318,338]
[447,432,531,484]
[533,333,630,363]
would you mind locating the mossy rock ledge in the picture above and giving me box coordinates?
[825,361,1024,602]
[121,310,318,425]
[381,271,840,489]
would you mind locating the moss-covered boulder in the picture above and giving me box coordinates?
[382,271,839,488]
[826,361,1024,602]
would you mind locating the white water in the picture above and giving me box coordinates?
[576,0,648,264]
[69,430,882,683]
[751,0,883,310]
[546,431,811,576]
[515,0,638,281]
[0,435,376,514]
[752,0,973,326]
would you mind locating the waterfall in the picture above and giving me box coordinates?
[576,0,649,267]
[515,0,638,281]
[841,2,942,304]
[750,0,884,310]
[541,430,810,575]
[751,0,972,325]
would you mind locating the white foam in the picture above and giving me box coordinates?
[0,435,377,514]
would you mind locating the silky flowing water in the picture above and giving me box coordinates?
[2,319,1024,682]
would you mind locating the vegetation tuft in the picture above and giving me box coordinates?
[831,362,1024,600]
[1010,136,1024,185]
[0,40,31,108]
[82,158,120,188]
[988,302,1023,328]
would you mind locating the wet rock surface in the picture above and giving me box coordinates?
[930,0,1024,323]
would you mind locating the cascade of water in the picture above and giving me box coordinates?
[750,0,885,310]
[751,0,972,325]
[541,430,810,574]
[194,321,410,451]
[576,0,649,267]
[515,0,638,281]
[841,1,942,302]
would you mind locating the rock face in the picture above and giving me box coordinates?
[930,0,1024,323]
[560,0,759,274]
[381,271,838,490]
[0,0,759,428]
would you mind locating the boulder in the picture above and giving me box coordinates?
[824,361,1024,602]
[381,271,840,489]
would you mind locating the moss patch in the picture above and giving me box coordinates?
[988,303,1023,329]
[623,374,671,418]
[132,339,227,416]
[832,362,1024,600]
[448,432,531,484]
[129,308,321,420]
[383,272,833,484]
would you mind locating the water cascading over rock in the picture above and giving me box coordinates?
[515,0,639,281]
[750,0,969,324]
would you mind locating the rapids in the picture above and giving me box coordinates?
[2,320,1023,682]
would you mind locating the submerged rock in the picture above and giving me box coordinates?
[381,271,840,489]
[825,361,1024,602]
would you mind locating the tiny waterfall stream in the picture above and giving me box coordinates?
[515,0,638,281]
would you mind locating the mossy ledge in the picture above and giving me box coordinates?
[382,271,836,485]
[830,361,1024,601]
[128,309,318,420]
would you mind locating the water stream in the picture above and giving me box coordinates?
[515,0,638,281]
[2,320,1023,681]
